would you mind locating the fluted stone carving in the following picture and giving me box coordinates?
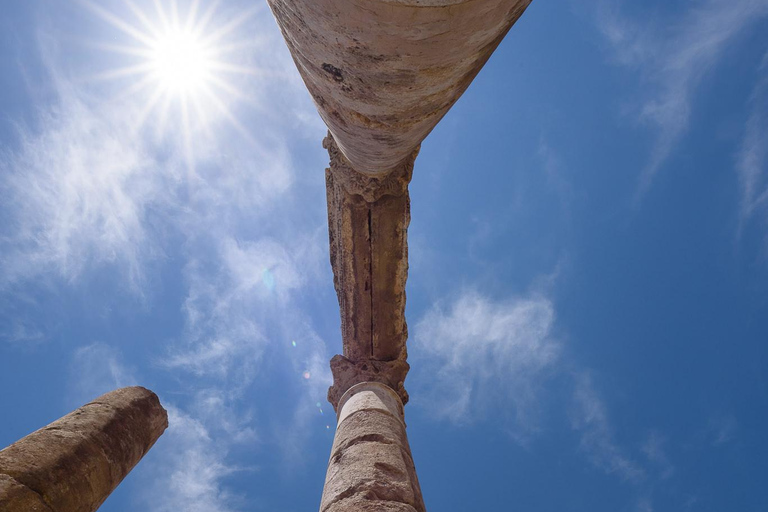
[0,387,167,512]
[325,134,417,410]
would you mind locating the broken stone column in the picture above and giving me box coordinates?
[0,386,168,512]
[320,382,425,512]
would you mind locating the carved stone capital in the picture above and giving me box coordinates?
[323,133,418,203]
[328,355,410,412]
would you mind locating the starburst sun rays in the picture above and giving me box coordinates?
[82,0,264,168]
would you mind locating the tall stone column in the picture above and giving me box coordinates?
[0,386,168,512]
[320,382,425,512]
[266,1,535,510]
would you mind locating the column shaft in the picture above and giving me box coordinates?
[0,387,168,512]
[320,382,425,512]
[324,134,417,410]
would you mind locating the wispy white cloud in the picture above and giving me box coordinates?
[596,0,768,199]
[707,414,738,446]
[0,291,46,345]
[163,230,332,470]
[412,289,559,437]
[635,496,654,512]
[571,372,645,482]
[143,405,244,512]
[411,283,655,504]
[68,342,138,405]
[642,431,675,479]
[0,89,170,290]
[737,52,768,242]
[164,235,325,380]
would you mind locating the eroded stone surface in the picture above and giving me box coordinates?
[267,0,533,173]
[321,384,425,512]
[325,134,416,410]
[0,387,168,512]
[328,355,410,411]
[0,474,54,512]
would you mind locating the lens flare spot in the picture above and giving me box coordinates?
[262,269,275,291]
[303,371,311,380]
[291,340,297,348]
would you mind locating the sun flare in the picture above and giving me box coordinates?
[84,0,260,167]
[150,28,213,95]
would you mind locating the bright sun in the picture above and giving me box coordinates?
[149,29,213,94]
[84,0,258,161]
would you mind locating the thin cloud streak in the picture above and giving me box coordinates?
[737,52,768,242]
[596,0,768,201]
[164,235,323,383]
[144,405,243,512]
[571,372,645,482]
[68,342,138,406]
[0,90,170,291]
[642,431,675,480]
[412,286,649,490]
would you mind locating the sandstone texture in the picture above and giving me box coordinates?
[0,387,168,512]
[320,383,425,512]
[325,134,415,410]
[267,0,532,174]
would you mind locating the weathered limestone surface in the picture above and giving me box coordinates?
[321,383,425,512]
[267,0,533,174]
[0,387,168,512]
[325,134,417,410]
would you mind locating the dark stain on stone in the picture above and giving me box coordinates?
[322,63,344,82]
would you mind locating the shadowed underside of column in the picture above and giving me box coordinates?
[0,387,168,512]
[267,0,533,174]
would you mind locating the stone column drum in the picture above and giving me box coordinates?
[320,382,425,512]
[0,387,168,512]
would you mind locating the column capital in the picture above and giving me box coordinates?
[328,355,410,412]
[323,133,418,202]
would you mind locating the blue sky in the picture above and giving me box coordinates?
[1,1,767,511]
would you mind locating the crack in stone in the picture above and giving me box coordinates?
[368,207,374,357]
